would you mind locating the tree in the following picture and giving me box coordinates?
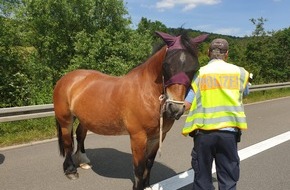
[16,0,136,82]
[0,12,31,107]
[0,0,154,106]
[271,27,290,81]
[137,17,168,35]
[245,17,272,83]
[250,17,268,36]
[245,18,290,83]
[69,29,153,76]
[0,15,54,107]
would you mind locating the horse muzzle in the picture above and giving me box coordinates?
[164,99,185,120]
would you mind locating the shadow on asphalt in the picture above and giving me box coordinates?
[86,148,177,184]
[0,154,4,165]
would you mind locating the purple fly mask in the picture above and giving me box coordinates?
[155,31,208,88]
[155,31,209,50]
[155,31,184,50]
[164,72,190,88]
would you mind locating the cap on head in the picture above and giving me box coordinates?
[209,38,228,53]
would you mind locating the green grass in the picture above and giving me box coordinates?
[1,88,290,148]
[0,117,57,147]
[243,88,290,104]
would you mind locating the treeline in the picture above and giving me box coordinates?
[0,0,289,107]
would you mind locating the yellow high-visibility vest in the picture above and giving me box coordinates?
[182,59,249,136]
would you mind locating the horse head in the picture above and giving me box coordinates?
[156,31,208,120]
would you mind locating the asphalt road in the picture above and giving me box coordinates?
[1,97,290,190]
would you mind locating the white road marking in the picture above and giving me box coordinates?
[151,131,290,190]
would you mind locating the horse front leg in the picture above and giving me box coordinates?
[143,138,161,188]
[130,132,149,190]
[74,123,91,170]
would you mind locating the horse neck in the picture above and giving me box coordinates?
[122,46,166,101]
[143,46,167,79]
[126,46,167,93]
[127,46,166,76]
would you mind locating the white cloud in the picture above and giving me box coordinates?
[194,24,248,37]
[156,0,221,11]
[194,24,212,31]
[213,27,242,36]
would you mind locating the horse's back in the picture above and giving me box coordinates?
[55,69,106,87]
[54,69,100,105]
[53,69,133,135]
[53,70,108,117]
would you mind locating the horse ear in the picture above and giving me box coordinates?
[191,34,209,44]
[155,31,176,47]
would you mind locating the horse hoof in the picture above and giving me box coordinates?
[66,172,79,180]
[144,187,152,190]
[80,163,92,170]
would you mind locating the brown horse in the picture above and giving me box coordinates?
[53,31,208,190]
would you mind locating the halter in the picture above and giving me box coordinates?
[157,75,186,156]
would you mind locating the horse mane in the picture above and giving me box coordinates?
[180,32,199,58]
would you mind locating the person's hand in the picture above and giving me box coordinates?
[248,73,254,85]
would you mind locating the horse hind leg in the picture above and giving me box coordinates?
[73,123,91,170]
[56,117,79,180]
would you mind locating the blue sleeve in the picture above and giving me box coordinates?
[185,88,195,103]
[243,83,250,96]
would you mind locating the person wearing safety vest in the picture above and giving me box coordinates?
[183,38,251,190]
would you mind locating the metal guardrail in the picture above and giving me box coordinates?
[249,82,290,92]
[0,82,290,123]
[0,104,54,123]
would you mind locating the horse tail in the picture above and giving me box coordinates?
[56,119,65,157]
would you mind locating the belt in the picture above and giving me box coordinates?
[189,128,239,137]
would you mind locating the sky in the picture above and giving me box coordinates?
[125,0,290,37]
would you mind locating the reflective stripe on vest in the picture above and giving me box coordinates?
[183,60,249,136]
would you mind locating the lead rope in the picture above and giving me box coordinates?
[158,75,167,157]
[158,94,166,157]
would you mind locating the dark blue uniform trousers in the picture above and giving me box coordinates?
[191,130,240,190]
